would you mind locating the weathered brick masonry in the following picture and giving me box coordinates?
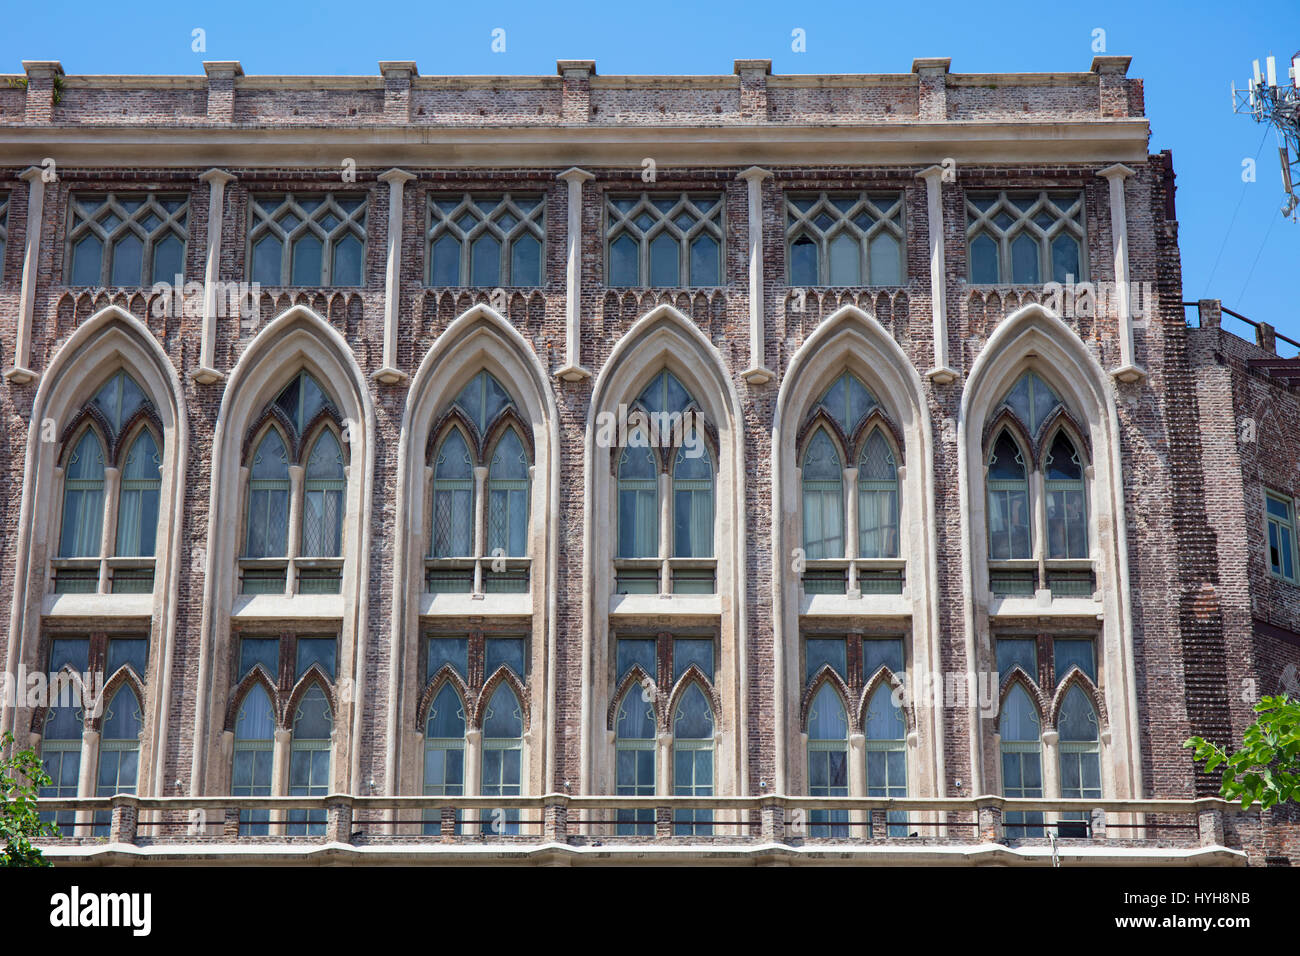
[0,54,1296,865]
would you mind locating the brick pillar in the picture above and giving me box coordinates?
[912,57,950,121]
[1257,322,1277,354]
[978,803,1005,843]
[380,61,417,122]
[204,61,242,123]
[22,61,62,123]
[734,59,770,123]
[1197,298,1222,330]
[655,805,672,839]
[558,60,595,123]
[869,808,889,839]
[440,805,457,841]
[108,799,138,844]
[1092,56,1133,118]
[760,799,786,843]
[326,796,353,843]
[1199,807,1225,847]
[223,807,241,838]
[543,796,569,843]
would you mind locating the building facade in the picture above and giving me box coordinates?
[0,55,1296,865]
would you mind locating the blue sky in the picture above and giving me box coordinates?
[4,0,1297,341]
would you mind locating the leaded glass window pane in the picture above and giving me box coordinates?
[1045,432,1087,559]
[858,429,899,559]
[60,430,106,558]
[485,637,526,678]
[785,192,905,285]
[615,687,656,835]
[233,686,275,835]
[116,430,161,558]
[863,638,904,680]
[302,430,344,557]
[106,638,148,678]
[488,429,530,558]
[427,193,545,287]
[296,637,336,681]
[239,638,279,680]
[427,636,469,681]
[805,638,846,683]
[966,191,1085,284]
[1000,685,1044,837]
[815,372,876,435]
[480,684,523,834]
[618,442,659,559]
[245,430,290,558]
[807,685,849,837]
[801,430,843,560]
[1054,638,1096,684]
[616,638,656,682]
[987,432,1031,560]
[606,192,723,287]
[673,444,713,559]
[432,430,474,558]
[250,193,366,286]
[67,192,189,287]
[673,638,714,683]
[997,638,1038,682]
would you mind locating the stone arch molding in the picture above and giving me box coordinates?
[771,303,944,800]
[192,304,376,797]
[582,303,748,803]
[3,304,188,799]
[386,302,560,806]
[958,301,1141,801]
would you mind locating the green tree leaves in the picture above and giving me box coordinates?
[1186,695,1300,810]
[0,731,56,867]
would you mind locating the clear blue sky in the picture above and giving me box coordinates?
[4,0,1297,340]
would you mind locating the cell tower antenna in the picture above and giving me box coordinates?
[1234,50,1300,221]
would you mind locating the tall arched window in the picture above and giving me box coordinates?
[999,685,1044,838]
[798,371,905,596]
[987,431,1031,561]
[807,684,849,837]
[39,695,84,831]
[672,684,715,836]
[93,686,142,837]
[480,683,523,834]
[116,430,161,559]
[801,430,843,560]
[53,370,164,595]
[613,370,717,596]
[287,684,333,836]
[60,430,106,559]
[426,370,533,595]
[232,685,275,836]
[615,687,656,835]
[863,683,906,836]
[984,371,1092,598]
[423,684,466,835]
[241,371,347,596]
[488,428,530,558]
[858,429,899,560]
[302,430,344,559]
[1058,685,1101,807]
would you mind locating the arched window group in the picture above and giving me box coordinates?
[427,370,533,595]
[240,371,347,596]
[802,633,907,837]
[984,371,1091,598]
[229,632,338,835]
[798,371,902,596]
[54,370,163,595]
[611,633,718,836]
[614,370,716,596]
[37,634,149,836]
[996,635,1103,838]
[419,630,529,834]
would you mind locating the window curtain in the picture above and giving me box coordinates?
[60,431,106,557]
[116,430,161,557]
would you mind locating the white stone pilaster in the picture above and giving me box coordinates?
[374,168,416,385]
[738,166,774,385]
[193,168,236,385]
[5,166,46,384]
[916,166,957,384]
[1100,163,1146,383]
[556,166,594,382]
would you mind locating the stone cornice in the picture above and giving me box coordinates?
[0,119,1151,168]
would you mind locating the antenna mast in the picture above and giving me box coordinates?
[1233,52,1300,221]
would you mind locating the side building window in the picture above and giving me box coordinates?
[606,193,723,287]
[786,191,904,286]
[1266,490,1298,582]
[428,193,544,287]
[53,370,163,595]
[966,190,1085,285]
[67,192,188,287]
[250,193,366,287]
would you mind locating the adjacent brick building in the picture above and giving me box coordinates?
[0,54,1295,865]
